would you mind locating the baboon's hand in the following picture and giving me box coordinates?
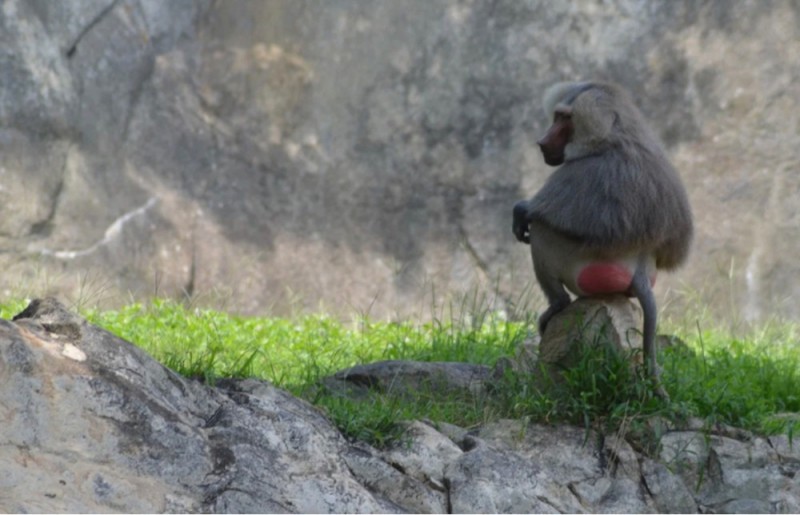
[512,201,531,244]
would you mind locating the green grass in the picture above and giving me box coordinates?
[664,322,800,432]
[80,298,523,383]
[3,297,798,448]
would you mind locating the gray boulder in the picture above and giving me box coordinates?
[326,359,491,398]
[1,298,393,513]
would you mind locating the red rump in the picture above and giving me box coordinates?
[577,263,656,296]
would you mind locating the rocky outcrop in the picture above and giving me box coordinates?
[1,1,799,321]
[2,298,798,513]
[1,298,393,512]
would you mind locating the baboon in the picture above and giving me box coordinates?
[512,81,693,398]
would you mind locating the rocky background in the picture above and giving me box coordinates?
[1,0,798,321]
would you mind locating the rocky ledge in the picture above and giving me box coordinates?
[1,298,798,513]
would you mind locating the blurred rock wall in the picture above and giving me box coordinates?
[1,0,798,321]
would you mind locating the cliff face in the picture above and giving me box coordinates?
[2,1,798,320]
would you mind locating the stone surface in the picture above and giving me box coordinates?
[0,1,799,322]
[641,458,699,513]
[490,296,648,394]
[326,359,491,398]
[0,298,390,513]
[661,431,800,513]
[540,295,642,361]
[2,298,799,513]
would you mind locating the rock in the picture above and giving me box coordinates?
[661,430,800,513]
[325,359,491,397]
[769,432,800,465]
[2,298,799,512]
[343,443,447,513]
[0,298,393,513]
[382,420,464,491]
[540,296,643,364]
[474,421,651,513]
[0,1,799,323]
[445,441,571,513]
[641,459,698,513]
[492,310,686,383]
[532,296,643,391]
